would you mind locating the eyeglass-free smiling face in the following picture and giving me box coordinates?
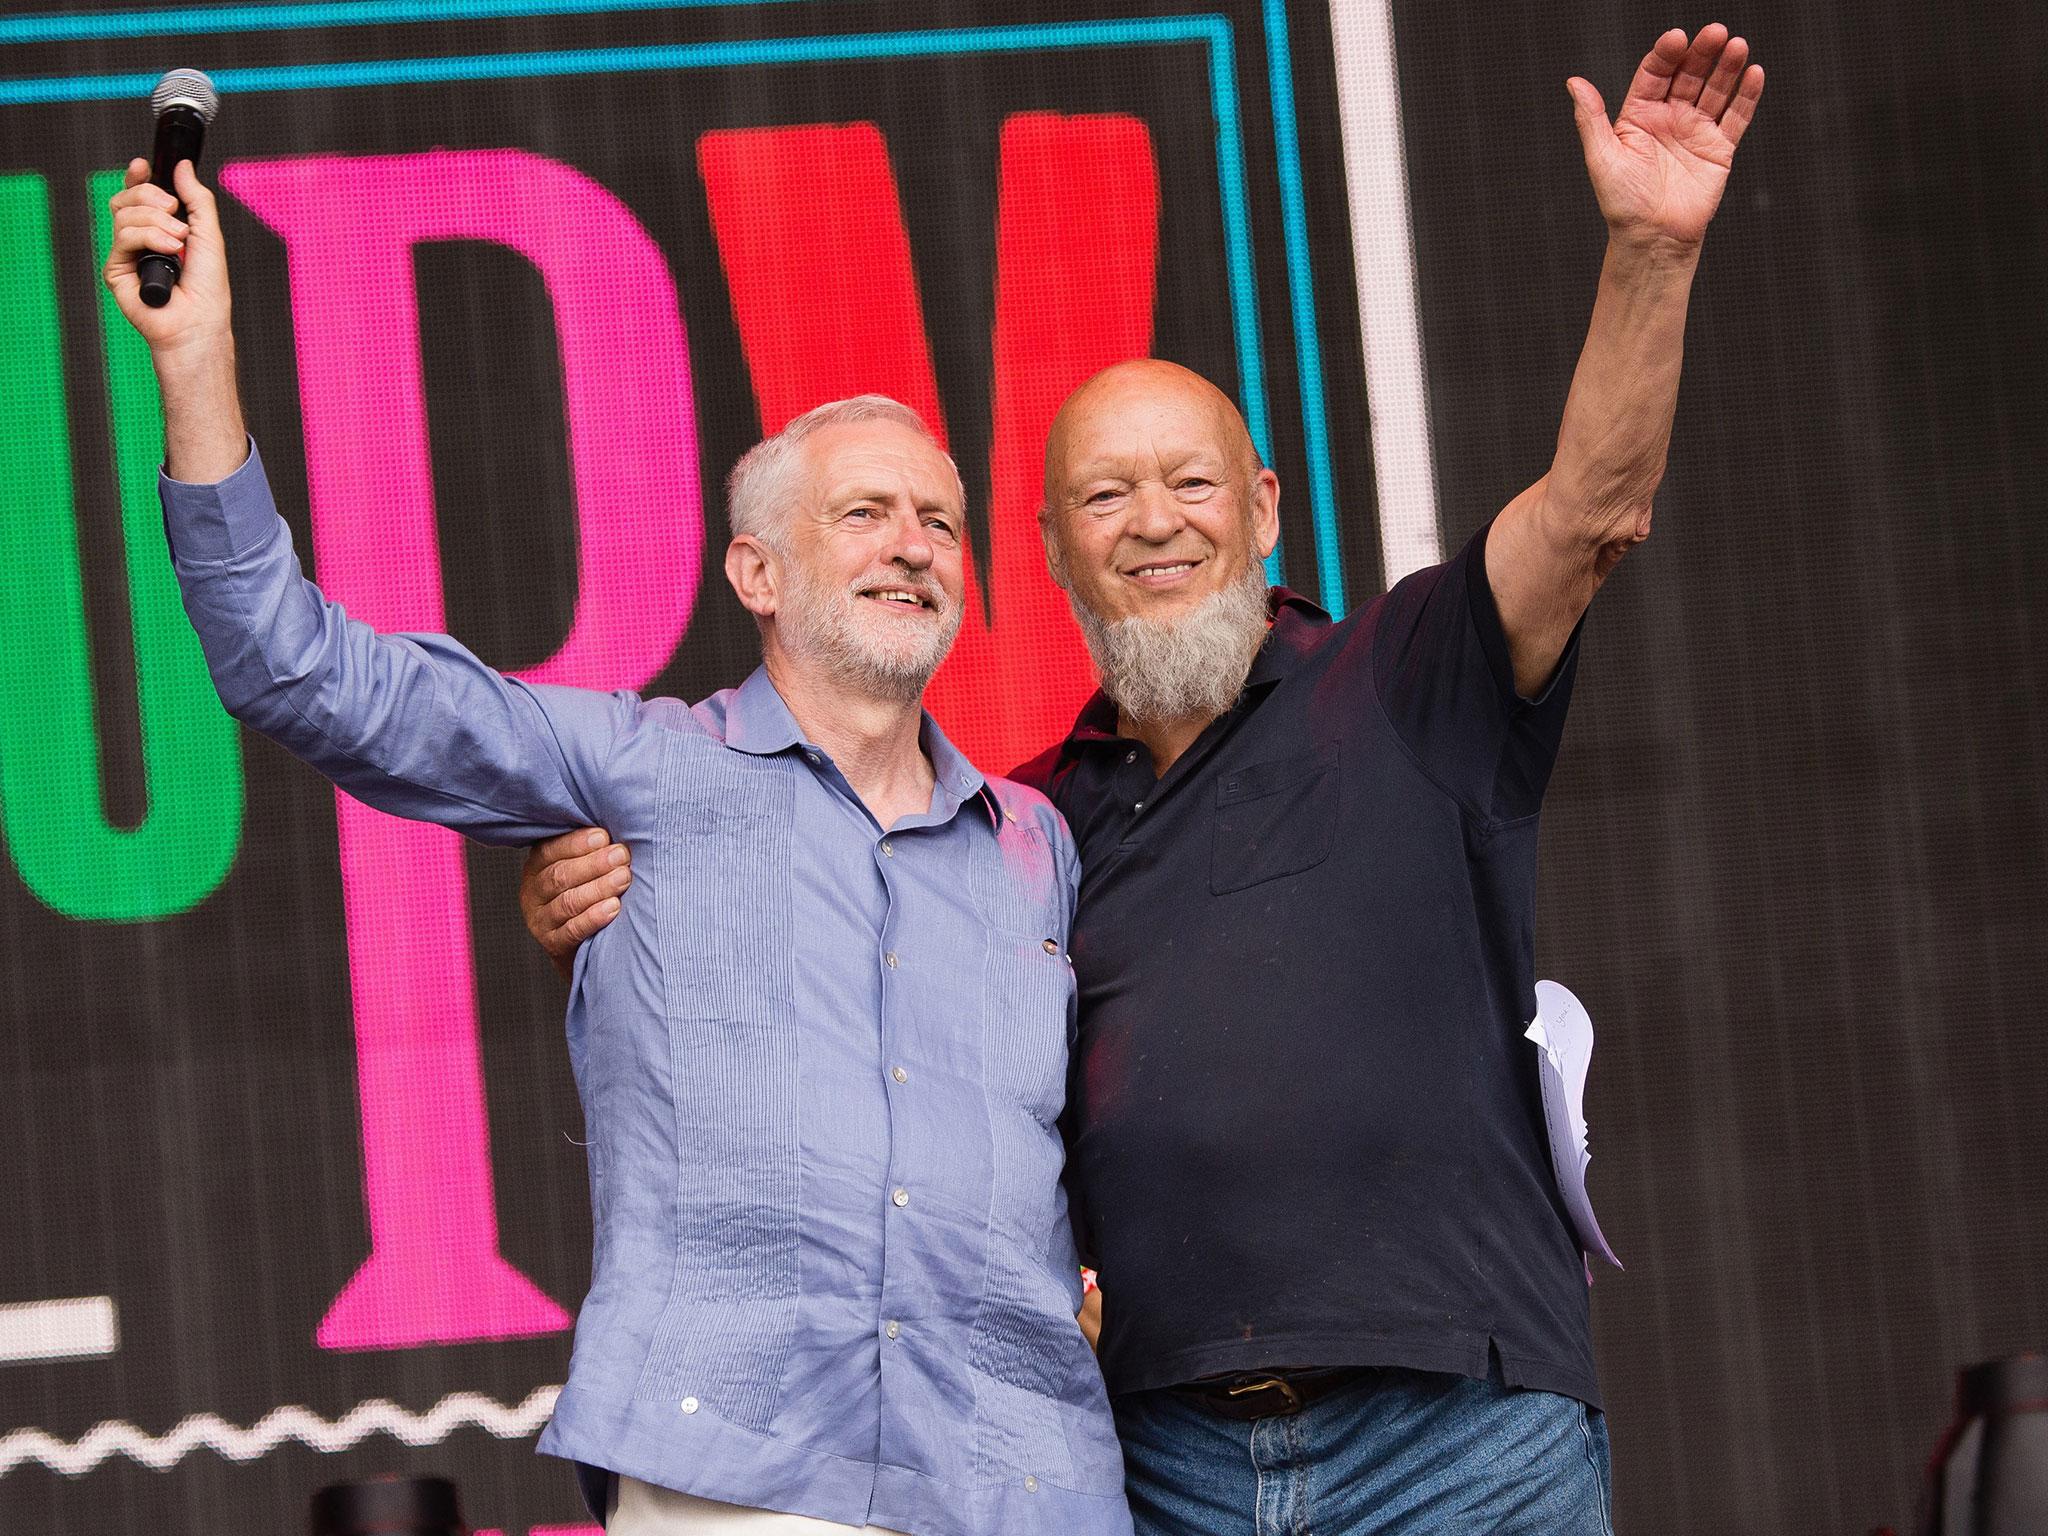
[754,418,968,699]
[1041,359,1279,630]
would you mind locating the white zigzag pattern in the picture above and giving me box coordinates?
[0,1384,561,1478]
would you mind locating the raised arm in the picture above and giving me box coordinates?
[1487,25,1764,696]
[106,159,622,840]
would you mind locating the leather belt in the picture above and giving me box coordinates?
[1170,1367,1376,1421]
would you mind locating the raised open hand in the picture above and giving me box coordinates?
[1568,25,1764,250]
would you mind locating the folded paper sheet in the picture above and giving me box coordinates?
[1526,980,1623,1272]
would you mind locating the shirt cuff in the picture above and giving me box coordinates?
[158,436,275,562]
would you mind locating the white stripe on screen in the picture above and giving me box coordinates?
[1327,0,1446,585]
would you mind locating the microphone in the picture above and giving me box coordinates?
[138,68,218,308]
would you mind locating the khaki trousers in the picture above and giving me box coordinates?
[606,1474,912,1536]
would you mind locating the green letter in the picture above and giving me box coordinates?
[0,172,242,921]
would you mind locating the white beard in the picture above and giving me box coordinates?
[1070,556,1270,725]
[776,560,963,705]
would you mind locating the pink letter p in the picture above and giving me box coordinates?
[225,150,700,1349]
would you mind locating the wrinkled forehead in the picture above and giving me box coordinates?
[803,420,964,510]
[1048,377,1254,489]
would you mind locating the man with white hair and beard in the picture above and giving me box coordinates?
[528,22,1765,1531]
[104,150,1132,1536]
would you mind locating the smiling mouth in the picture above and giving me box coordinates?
[1124,558,1204,583]
[859,587,938,611]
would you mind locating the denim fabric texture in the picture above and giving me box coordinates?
[1112,1366,1613,1536]
[160,443,1129,1536]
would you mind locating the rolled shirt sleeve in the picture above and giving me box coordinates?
[160,438,631,843]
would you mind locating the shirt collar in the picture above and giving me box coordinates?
[1059,586,1330,755]
[1246,586,1331,687]
[723,665,808,757]
[921,713,1004,833]
[724,665,1002,832]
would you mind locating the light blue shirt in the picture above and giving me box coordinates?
[160,442,1129,1536]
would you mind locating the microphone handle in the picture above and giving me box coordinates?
[138,105,206,309]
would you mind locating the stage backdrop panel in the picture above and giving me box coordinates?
[4,1,2047,1533]
[0,1,1374,1531]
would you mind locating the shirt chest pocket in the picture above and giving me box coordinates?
[1210,741,1340,895]
[972,823,1074,1127]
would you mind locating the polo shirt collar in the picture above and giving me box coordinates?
[724,665,1001,832]
[1061,586,1331,753]
[1247,586,1331,686]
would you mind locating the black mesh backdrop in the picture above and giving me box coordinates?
[0,1,2043,1533]
[1391,1,2048,1529]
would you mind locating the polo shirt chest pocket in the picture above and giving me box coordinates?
[1210,740,1340,895]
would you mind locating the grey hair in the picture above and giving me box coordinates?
[725,395,960,548]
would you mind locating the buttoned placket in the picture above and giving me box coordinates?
[791,742,931,1438]
[1095,685,1275,844]
[871,768,982,1436]
[784,740,998,1493]
[874,812,913,1374]
[1117,747,1156,833]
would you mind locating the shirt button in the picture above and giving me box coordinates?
[881,840,894,857]
[1024,1476,1039,1493]
[885,1320,900,1340]
[891,1187,910,1207]
[805,751,820,765]
[1124,749,1138,764]
[891,1065,908,1084]
[884,951,899,969]
[1133,801,1145,813]
[1041,939,1058,954]
[680,1397,699,1415]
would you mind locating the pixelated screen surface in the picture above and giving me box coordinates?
[1,0,2044,1532]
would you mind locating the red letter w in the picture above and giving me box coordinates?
[698,114,1159,772]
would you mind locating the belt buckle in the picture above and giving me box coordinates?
[1224,1374,1305,1417]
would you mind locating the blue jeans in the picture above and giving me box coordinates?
[1113,1367,1613,1536]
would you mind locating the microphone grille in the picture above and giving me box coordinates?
[151,68,219,123]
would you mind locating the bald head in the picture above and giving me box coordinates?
[1043,359,1260,510]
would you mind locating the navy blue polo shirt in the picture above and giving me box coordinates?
[1012,520,1598,1407]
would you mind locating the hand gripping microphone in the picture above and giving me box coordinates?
[138,68,218,308]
